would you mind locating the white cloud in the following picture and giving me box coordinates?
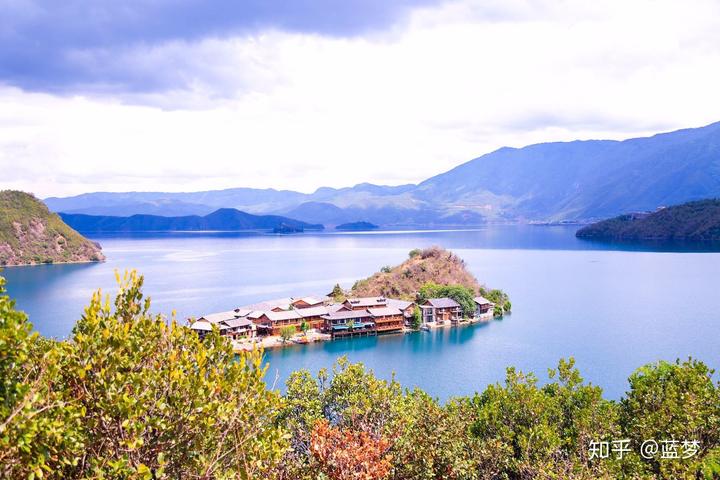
[2,0,720,197]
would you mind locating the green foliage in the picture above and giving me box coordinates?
[408,248,422,258]
[329,283,345,302]
[410,305,422,330]
[1,271,287,478]
[0,190,104,266]
[484,288,512,316]
[576,198,720,242]
[2,273,720,479]
[620,359,720,478]
[280,325,296,343]
[300,320,310,334]
[380,265,392,273]
[418,282,476,318]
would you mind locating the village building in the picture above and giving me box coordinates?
[296,305,331,330]
[189,318,213,339]
[420,298,462,324]
[321,309,376,338]
[219,317,256,340]
[368,306,405,333]
[291,296,329,309]
[343,296,388,311]
[473,296,495,319]
[255,310,303,335]
[385,298,416,324]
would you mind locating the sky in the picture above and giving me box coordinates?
[2,0,720,198]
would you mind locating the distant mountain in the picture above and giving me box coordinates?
[45,121,720,225]
[0,191,104,266]
[60,208,323,233]
[576,199,720,242]
[336,221,379,231]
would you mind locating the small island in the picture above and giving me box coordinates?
[0,190,105,266]
[335,221,379,231]
[190,246,511,351]
[576,199,720,243]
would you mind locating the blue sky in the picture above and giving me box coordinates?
[2,0,720,197]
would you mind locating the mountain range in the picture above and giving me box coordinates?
[59,209,323,233]
[45,121,720,226]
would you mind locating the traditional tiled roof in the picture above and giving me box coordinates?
[233,308,253,317]
[292,296,327,307]
[424,298,461,308]
[296,305,330,318]
[473,296,495,306]
[198,311,237,324]
[190,319,213,331]
[222,317,254,329]
[385,298,413,310]
[368,307,403,317]
[261,310,302,322]
[322,309,373,321]
[238,297,293,311]
[344,297,387,308]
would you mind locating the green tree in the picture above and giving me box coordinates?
[300,320,310,336]
[329,283,345,302]
[418,282,477,318]
[0,277,83,479]
[620,359,720,478]
[411,305,422,330]
[485,288,512,317]
[280,325,296,343]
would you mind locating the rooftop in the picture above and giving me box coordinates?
[474,296,494,306]
[368,306,403,317]
[423,298,461,308]
[344,296,387,308]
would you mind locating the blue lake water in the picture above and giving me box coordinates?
[2,226,719,400]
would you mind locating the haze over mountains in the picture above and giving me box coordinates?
[45,122,720,226]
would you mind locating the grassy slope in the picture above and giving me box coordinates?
[0,190,105,266]
[350,246,482,300]
[576,199,720,241]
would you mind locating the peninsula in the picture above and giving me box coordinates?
[576,199,720,243]
[0,190,105,266]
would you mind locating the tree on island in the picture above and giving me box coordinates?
[280,325,296,343]
[300,320,310,337]
[411,305,422,330]
[329,283,345,302]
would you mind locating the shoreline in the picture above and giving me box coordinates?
[1,258,106,268]
[231,316,494,354]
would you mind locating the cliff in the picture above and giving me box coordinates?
[0,191,105,266]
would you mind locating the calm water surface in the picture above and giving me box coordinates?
[3,226,719,400]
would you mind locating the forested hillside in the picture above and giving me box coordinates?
[0,190,104,266]
[576,199,720,242]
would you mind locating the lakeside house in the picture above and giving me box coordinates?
[420,298,462,324]
[473,296,495,319]
[191,293,487,342]
[191,309,257,339]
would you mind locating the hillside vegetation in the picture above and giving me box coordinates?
[0,191,104,266]
[2,272,719,479]
[349,247,511,316]
[576,199,720,242]
[350,246,482,300]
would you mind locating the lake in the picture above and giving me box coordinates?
[3,226,719,400]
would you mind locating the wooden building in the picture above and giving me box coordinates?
[343,296,387,311]
[420,298,462,324]
[368,306,405,333]
[321,309,376,338]
[473,296,495,319]
[256,310,303,336]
